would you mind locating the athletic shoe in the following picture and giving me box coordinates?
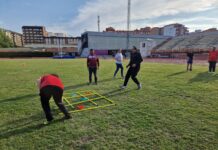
[43,120,53,125]
[137,84,142,90]
[63,115,72,120]
[120,85,126,89]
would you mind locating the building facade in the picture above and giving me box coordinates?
[47,32,67,37]
[80,31,171,57]
[44,36,81,48]
[22,26,47,44]
[150,27,161,35]
[163,23,189,37]
[0,28,23,47]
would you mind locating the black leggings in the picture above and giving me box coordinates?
[40,86,70,121]
[124,66,140,86]
[209,61,216,72]
[89,67,97,83]
[114,63,124,77]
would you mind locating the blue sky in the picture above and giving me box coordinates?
[0,0,218,36]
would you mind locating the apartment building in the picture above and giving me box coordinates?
[0,28,23,47]
[163,23,189,37]
[22,26,47,44]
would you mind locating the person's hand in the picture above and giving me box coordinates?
[132,64,136,68]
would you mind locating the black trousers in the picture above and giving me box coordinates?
[209,61,217,72]
[40,86,70,121]
[114,63,124,77]
[88,67,97,83]
[124,66,140,86]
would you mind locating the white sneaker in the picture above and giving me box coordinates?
[137,84,142,90]
[120,85,126,89]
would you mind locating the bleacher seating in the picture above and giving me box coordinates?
[156,31,218,52]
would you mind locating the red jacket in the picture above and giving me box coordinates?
[40,74,64,90]
[209,51,218,62]
[87,55,99,68]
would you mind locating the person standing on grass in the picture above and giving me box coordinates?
[37,74,71,124]
[87,49,100,85]
[113,49,124,79]
[121,46,143,90]
[187,51,194,71]
[208,47,218,73]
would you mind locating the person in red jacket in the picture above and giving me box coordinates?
[87,49,99,85]
[208,47,218,72]
[37,74,71,123]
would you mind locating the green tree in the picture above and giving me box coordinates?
[0,30,14,48]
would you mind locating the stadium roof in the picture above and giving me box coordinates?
[82,31,172,39]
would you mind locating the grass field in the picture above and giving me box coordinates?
[0,59,217,150]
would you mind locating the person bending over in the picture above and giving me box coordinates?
[37,74,71,123]
[87,49,100,85]
[121,46,143,90]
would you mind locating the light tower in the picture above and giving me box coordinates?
[98,15,100,32]
[126,0,131,51]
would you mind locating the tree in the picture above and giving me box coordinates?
[0,30,14,48]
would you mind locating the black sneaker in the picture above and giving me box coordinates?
[43,119,53,125]
[63,115,72,120]
[137,84,142,90]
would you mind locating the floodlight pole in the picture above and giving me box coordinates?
[98,15,100,32]
[126,0,131,51]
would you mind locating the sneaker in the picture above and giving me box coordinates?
[43,120,53,125]
[113,76,116,79]
[120,85,126,89]
[137,84,142,90]
[63,115,72,120]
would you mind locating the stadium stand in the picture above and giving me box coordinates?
[154,31,218,53]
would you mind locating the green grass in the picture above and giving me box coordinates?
[0,59,217,150]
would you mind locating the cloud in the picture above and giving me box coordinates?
[47,0,218,36]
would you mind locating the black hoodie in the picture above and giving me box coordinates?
[128,52,143,67]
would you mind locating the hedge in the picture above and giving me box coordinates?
[0,52,53,58]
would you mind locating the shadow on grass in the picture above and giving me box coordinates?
[189,72,218,83]
[0,93,40,104]
[0,114,65,140]
[167,71,187,77]
[0,78,114,104]
[101,88,135,98]
[0,87,134,139]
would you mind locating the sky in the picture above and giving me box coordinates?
[0,0,218,36]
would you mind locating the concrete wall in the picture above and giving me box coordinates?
[86,32,169,50]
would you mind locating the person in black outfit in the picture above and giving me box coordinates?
[187,51,194,71]
[121,46,143,90]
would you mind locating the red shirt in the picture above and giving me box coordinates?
[87,55,99,68]
[40,75,64,90]
[209,51,218,62]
